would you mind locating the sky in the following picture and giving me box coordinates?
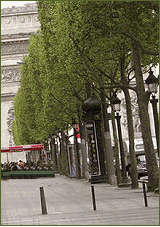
[1,1,36,9]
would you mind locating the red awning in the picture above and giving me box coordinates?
[1,144,44,152]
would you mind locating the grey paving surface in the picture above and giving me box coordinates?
[1,174,159,225]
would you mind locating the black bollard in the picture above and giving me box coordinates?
[91,185,96,210]
[142,182,148,207]
[40,187,48,214]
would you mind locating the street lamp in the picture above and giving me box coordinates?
[111,95,128,181]
[145,67,159,93]
[145,67,159,157]
[111,95,121,112]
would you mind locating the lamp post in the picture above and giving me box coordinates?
[111,95,128,180]
[145,68,159,157]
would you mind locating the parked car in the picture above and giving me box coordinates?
[126,155,147,179]
[137,163,147,179]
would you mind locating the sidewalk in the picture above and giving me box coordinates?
[1,174,159,225]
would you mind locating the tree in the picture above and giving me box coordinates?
[13,2,158,190]
[116,1,159,191]
[73,0,159,191]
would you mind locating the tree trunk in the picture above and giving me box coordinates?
[80,123,88,180]
[51,136,58,172]
[61,130,69,176]
[77,106,88,179]
[53,137,58,171]
[120,57,138,189]
[100,89,117,185]
[122,88,138,188]
[59,136,62,175]
[132,40,159,191]
[73,125,81,178]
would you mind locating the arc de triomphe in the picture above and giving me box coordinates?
[1,3,40,147]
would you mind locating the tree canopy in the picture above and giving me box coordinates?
[13,0,159,142]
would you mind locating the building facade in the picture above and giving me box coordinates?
[1,3,40,147]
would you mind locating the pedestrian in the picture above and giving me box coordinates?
[19,160,24,168]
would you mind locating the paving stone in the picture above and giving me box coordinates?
[1,174,159,225]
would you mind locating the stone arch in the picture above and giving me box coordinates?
[1,2,40,147]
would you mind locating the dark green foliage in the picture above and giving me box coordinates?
[12,2,159,190]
